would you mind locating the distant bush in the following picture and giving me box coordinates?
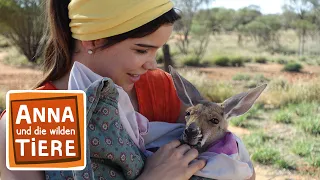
[251,147,280,165]
[232,73,251,81]
[291,141,313,157]
[0,36,10,48]
[214,56,230,66]
[276,58,288,64]
[273,110,293,124]
[254,74,269,83]
[297,115,320,135]
[255,57,268,64]
[283,63,303,72]
[231,114,249,128]
[178,69,235,103]
[230,56,245,67]
[181,55,202,66]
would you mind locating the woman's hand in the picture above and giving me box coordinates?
[138,140,206,180]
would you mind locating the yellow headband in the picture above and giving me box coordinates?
[68,0,173,41]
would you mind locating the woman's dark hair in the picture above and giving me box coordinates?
[36,0,180,87]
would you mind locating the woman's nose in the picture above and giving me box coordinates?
[142,59,157,70]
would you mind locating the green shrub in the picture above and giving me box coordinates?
[255,57,268,64]
[308,155,320,167]
[243,132,273,148]
[230,57,245,67]
[251,147,280,165]
[275,159,295,170]
[232,73,251,81]
[273,111,293,124]
[297,115,320,135]
[283,63,303,72]
[214,56,230,66]
[276,58,288,65]
[178,70,235,103]
[287,103,317,117]
[253,74,269,83]
[291,141,313,157]
[230,114,248,128]
[181,55,201,66]
[0,36,10,48]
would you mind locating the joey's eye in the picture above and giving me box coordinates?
[209,118,219,124]
[185,111,191,117]
[136,49,148,54]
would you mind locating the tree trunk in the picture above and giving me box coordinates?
[238,34,243,46]
[162,44,173,73]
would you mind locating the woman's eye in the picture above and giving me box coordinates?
[136,49,148,54]
[209,118,219,124]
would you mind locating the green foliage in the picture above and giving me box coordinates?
[291,141,313,157]
[283,62,303,72]
[297,115,320,135]
[243,131,273,147]
[255,57,268,64]
[0,0,45,62]
[242,15,282,47]
[230,56,245,67]
[308,156,320,167]
[253,74,269,83]
[273,110,293,124]
[213,56,230,66]
[251,147,280,165]
[180,55,202,67]
[230,114,249,127]
[275,159,295,170]
[232,73,251,81]
[0,35,10,48]
[178,70,235,103]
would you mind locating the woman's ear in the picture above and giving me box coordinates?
[81,39,107,51]
[81,41,95,51]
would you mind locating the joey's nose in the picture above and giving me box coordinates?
[186,122,199,136]
[188,122,197,130]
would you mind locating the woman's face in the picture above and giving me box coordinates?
[86,25,173,92]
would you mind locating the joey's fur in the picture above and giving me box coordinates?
[169,66,267,153]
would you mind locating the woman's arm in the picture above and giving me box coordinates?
[0,113,45,180]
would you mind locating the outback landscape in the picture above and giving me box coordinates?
[1,0,320,179]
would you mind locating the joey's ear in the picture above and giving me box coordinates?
[169,65,204,106]
[222,84,267,120]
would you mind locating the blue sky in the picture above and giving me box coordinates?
[211,0,287,14]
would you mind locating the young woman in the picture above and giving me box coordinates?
[0,0,255,179]
[0,0,206,179]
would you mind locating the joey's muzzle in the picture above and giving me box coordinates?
[182,122,203,147]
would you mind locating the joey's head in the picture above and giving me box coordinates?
[169,66,267,152]
[184,102,228,150]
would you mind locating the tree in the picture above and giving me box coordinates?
[173,0,214,55]
[243,15,282,49]
[0,0,45,63]
[200,7,237,33]
[283,0,317,56]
